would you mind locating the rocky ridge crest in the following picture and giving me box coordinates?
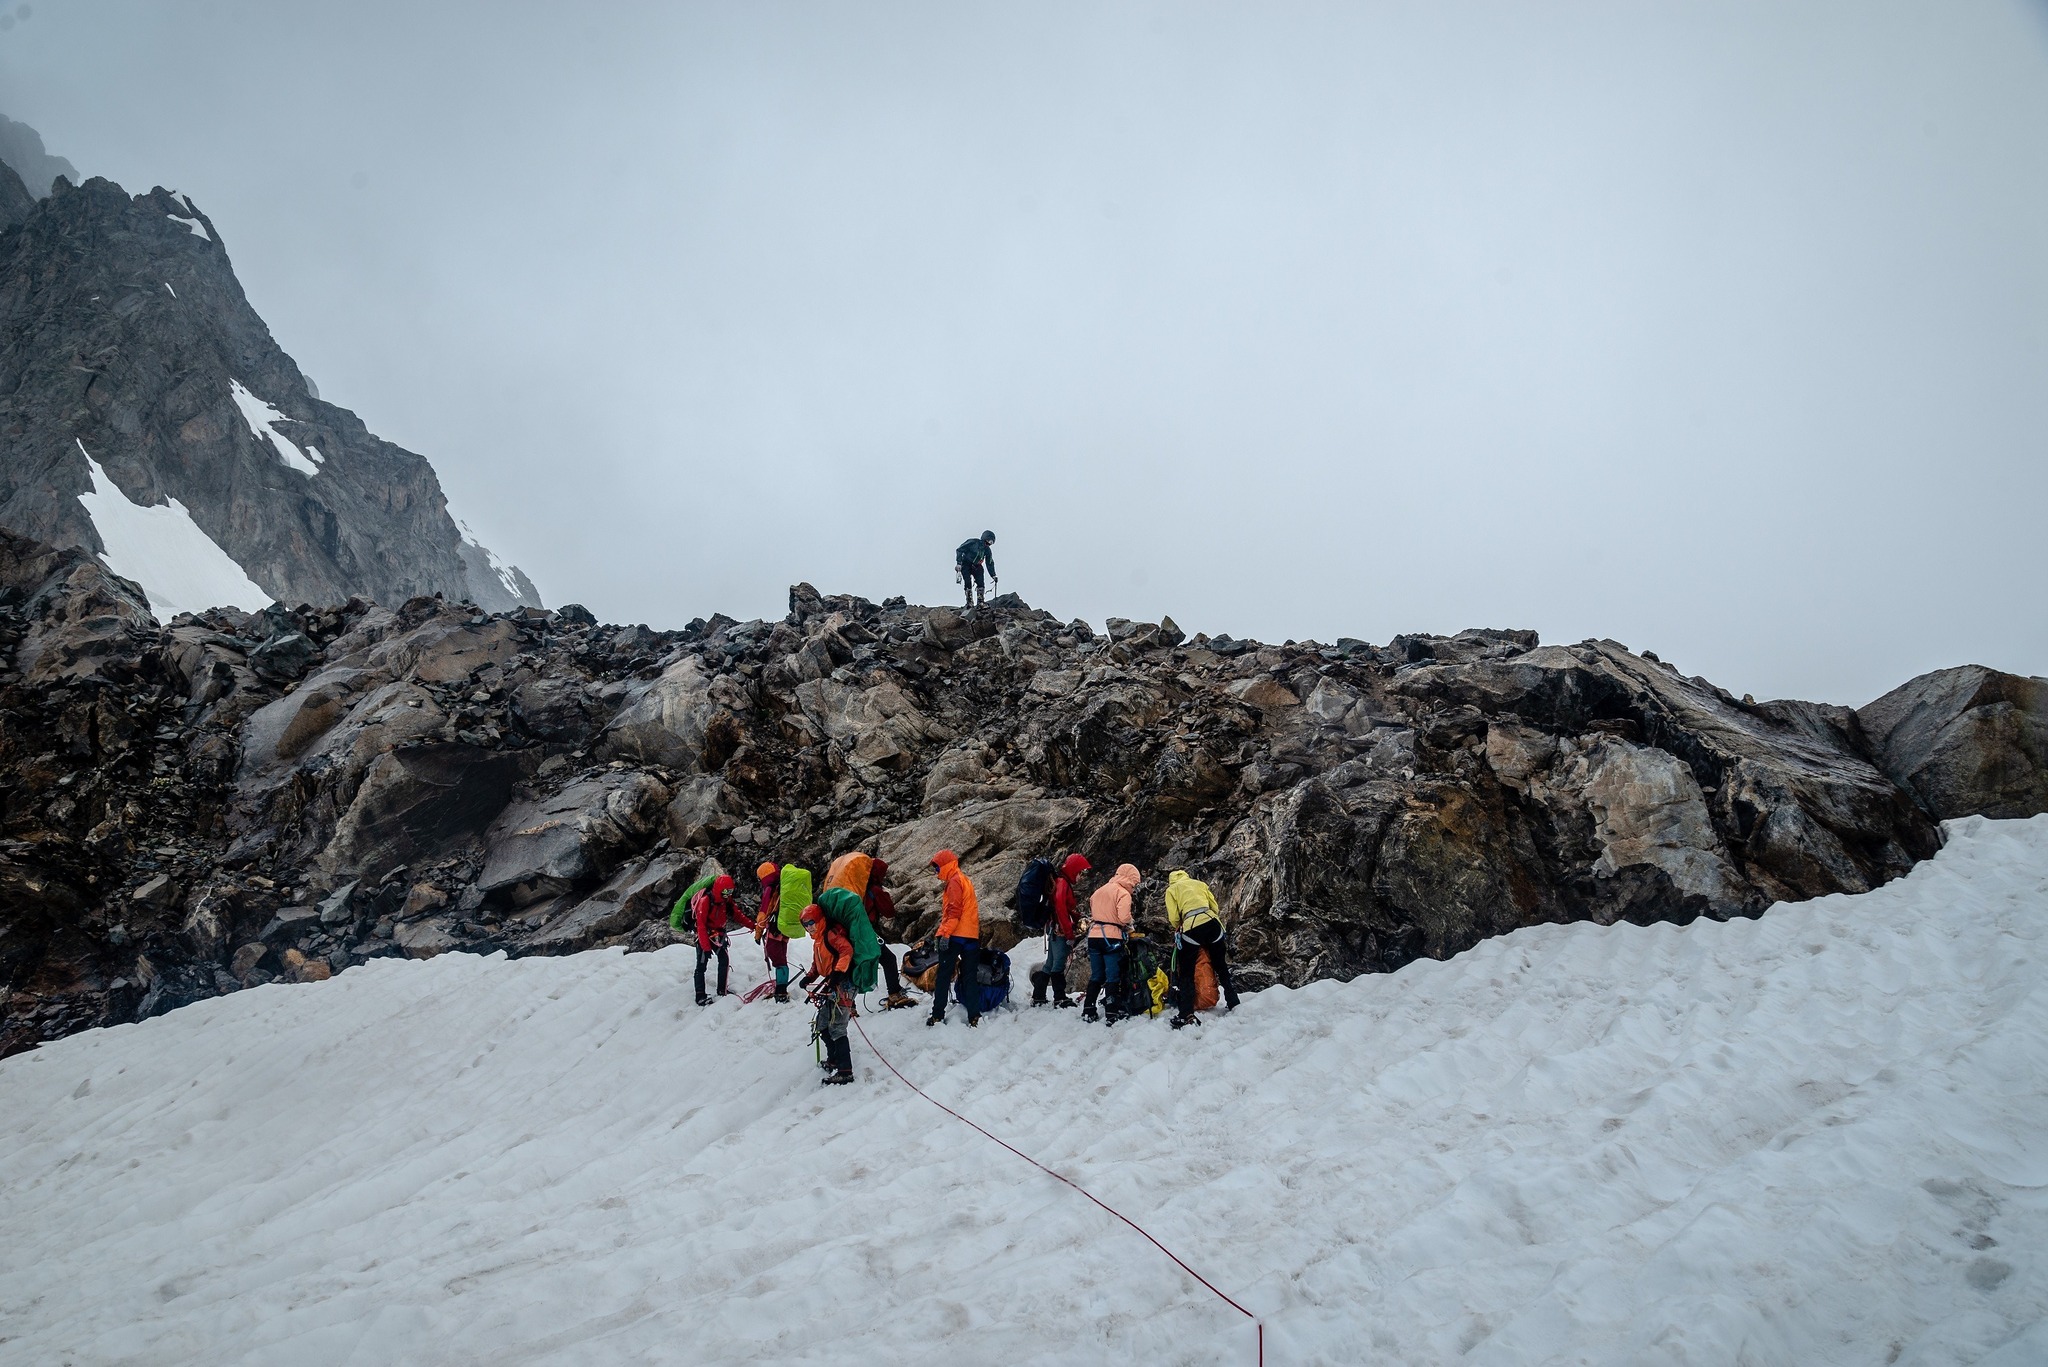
[4,529,2041,1057]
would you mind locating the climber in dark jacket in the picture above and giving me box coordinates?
[956,531,997,607]
[865,859,920,1010]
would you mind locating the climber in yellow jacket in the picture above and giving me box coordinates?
[1164,869,1238,1028]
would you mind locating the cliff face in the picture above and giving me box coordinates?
[0,174,538,616]
[8,529,2030,1059]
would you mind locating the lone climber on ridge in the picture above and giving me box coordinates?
[956,530,997,607]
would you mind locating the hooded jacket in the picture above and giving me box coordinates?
[693,874,741,950]
[932,850,979,940]
[1052,853,1091,939]
[865,858,896,927]
[1087,864,1141,941]
[803,909,855,978]
[755,865,785,942]
[1163,870,1222,934]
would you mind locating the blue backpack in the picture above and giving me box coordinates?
[1011,857,1057,934]
[954,949,1011,1016]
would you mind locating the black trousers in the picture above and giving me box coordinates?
[1174,920,1235,1013]
[694,939,730,997]
[931,935,980,1019]
[961,560,986,605]
[877,941,903,994]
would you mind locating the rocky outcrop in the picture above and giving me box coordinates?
[0,159,34,232]
[4,532,2033,1058]
[0,172,538,615]
[1859,666,2048,820]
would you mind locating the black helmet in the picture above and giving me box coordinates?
[982,530,996,543]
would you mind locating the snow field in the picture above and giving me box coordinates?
[2,818,2045,1365]
[74,441,271,619]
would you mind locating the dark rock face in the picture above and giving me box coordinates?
[0,173,538,615]
[1860,666,2048,820]
[1,528,2024,1057]
[0,159,34,232]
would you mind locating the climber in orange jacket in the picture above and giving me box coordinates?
[799,904,857,1085]
[926,849,983,1028]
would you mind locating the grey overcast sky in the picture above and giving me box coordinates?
[3,1,2045,704]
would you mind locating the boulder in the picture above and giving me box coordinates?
[514,850,693,954]
[319,744,529,883]
[393,919,458,959]
[875,796,1090,948]
[598,656,750,770]
[793,676,952,780]
[238,666,369,773]
[1859,666,2048,820]
[249,631,317,683]
[477,770,671,905]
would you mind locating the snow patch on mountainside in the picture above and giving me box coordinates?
[459,518,523,601]
[229,379,321,476]
[3,818,2044,1365]
[72,440,270,618]
[165,191,211,240]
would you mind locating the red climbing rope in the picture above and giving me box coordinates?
[852,1016,1264,1365]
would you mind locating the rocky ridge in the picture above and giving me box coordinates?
[4,526,2041,1057]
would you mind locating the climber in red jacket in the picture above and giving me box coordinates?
[692,874,742,1005]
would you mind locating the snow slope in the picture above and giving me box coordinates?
[229,379,322,476]
[73,442,271,619]
[4,818,2045,1366]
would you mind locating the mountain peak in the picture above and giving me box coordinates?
[0,173,540,616]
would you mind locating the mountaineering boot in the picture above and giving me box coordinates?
[1171,1012,1201,1030]
[927,1011,945,1027]
[773,989,790,1004]
[966,1014,980,1028]
[1054,993,1076,1008]
[882,992,919,1011]
[821,1067,854,1085]
[1224,994,1239,1012]
[695,993,713,1006]
[1080,984,1099,1022]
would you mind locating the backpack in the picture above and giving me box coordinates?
[776,865,813,940]
[668,871,719,932]
[954,949,1011,1016]
[904,937,940,991]
[1192,948,1219,1012]
[817,887,882,993]
[1116,938,1167,1019]
[1010,857,1057,934]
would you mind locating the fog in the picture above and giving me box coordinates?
[5,1,2046,703]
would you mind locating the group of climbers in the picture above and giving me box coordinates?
[660,528,1243,1081]
[671,839,1244,1084]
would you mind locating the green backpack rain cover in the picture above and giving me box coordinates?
[817,886,882,993]
[776,865,813,940]
[667,871,720,932]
